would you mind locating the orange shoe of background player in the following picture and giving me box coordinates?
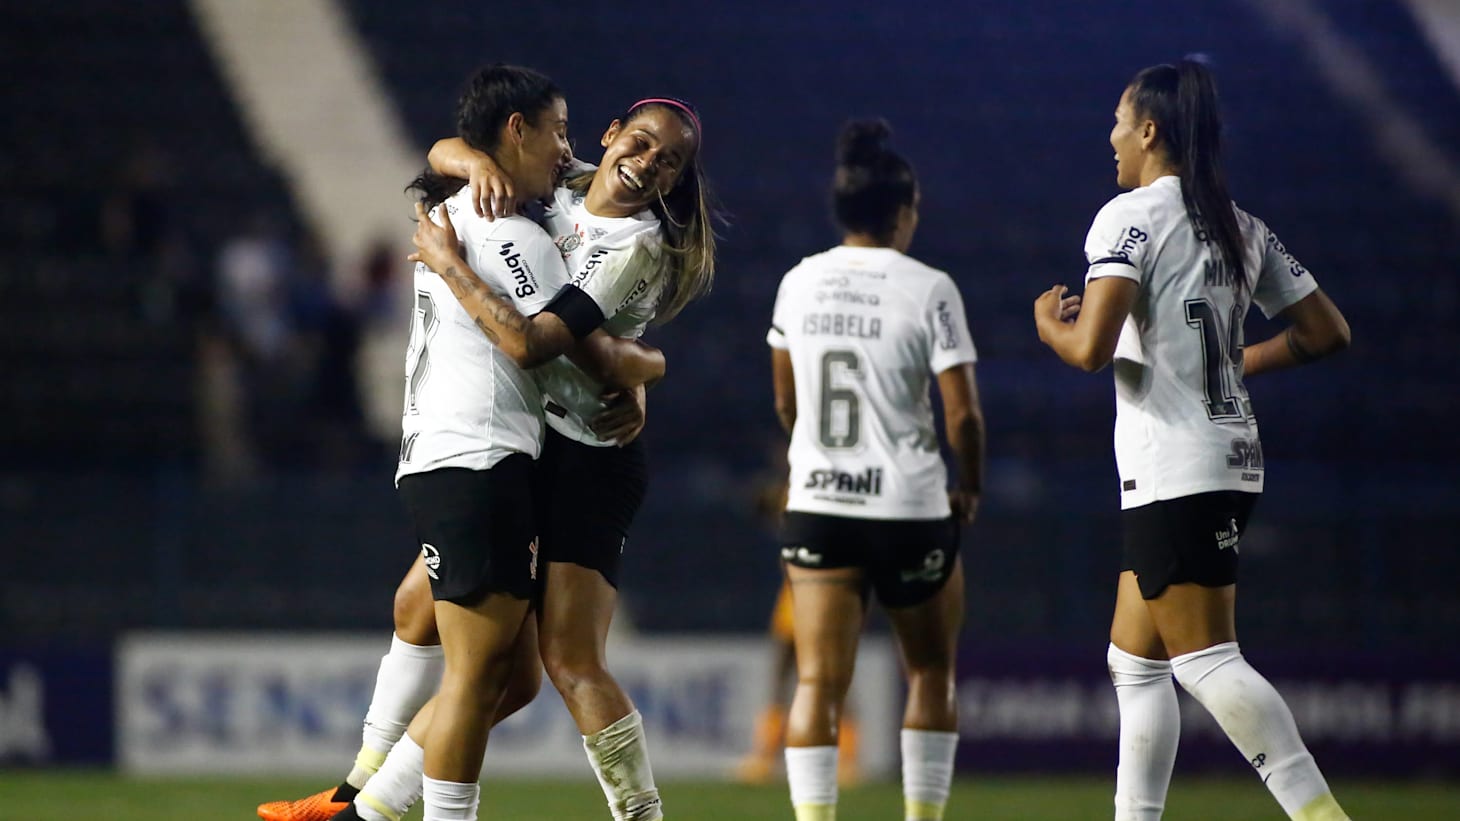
[257,787,350,821]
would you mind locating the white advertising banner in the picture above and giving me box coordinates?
[117,632,898,778]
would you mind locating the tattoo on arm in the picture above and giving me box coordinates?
[1285,326,1318,364]
[471,317,500,345]
[441,263,533,350]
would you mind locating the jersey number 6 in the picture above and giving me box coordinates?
[819,350,862,449]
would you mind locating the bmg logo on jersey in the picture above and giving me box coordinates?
[617,277,650,312]
[498,241,539,298]
[935,300,959,350]
[1108,225,1150,261]
[806,467,884,496]
[573,248,610,286]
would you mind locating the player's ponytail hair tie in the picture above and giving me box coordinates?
[629,97,703,141]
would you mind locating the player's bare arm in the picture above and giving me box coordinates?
[1034,276,1138,372]
[568,331,665,389]
[1241,288,1351,377]
[770,348,796,435]
[429,137,516,219]
[937,362,985,525]
[588,384,649,445]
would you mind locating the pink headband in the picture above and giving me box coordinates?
[629,98,702,139]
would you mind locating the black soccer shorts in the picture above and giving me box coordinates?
[397,456,539,604]
[779,511,960,608]
[1121,490,1259,600]
[532,430,647,588]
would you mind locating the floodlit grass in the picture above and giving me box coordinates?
[1,771,1456,820]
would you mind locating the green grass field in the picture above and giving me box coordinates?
[3,772,1457,820]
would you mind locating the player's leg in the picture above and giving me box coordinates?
[398,461,538,821]
[738,579,798,783]
[783,561,863,821]
[880,519,963,821]
[257,559,443,821]
[538,561,661,821]
[781,512,867,821]
[1107,569,1179,821]
[1144,493,1348,821]
[342,619,542,821]
[535,433,660,821]
[421,591,531,820]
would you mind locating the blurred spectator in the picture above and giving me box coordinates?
[354,237,412,453]
[100,138,173,262]
[200,212,296,480]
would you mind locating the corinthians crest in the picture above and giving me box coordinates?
[554,232,582,257]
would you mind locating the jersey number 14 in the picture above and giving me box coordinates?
[1184,298,1246,420]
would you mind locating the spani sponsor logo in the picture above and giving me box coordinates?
[805,467,883,495]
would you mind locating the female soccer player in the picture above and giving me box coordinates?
[1033,60,1352,821]
[405,97,715,821]
[768,119,984,821]
[258,66,667,821]
[274,97,716,821]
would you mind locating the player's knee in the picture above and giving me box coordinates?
[542,649,610,697]
[904,661,955,689]
[496,660,542,721]
[393,575,438,645]
[796,665,855,700]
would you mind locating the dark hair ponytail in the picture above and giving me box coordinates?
[407,64,562,210]
[1129,59,1246,290]
[831,119,917,240]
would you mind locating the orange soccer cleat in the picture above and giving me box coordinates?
[256,787,351,821]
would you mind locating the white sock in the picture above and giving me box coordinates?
[583,710,662,821]
[1171,642,1336,818]
[786,745,838,819]
[900,729,957,820]
[421,775,478,821]
[1108,643,1180,820]
[350,634,443,787]
[355,731,425,821]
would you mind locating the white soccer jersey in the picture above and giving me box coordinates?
[395,186,565,482]
[1083,175,1319,509]
[533,182,666,446]
[768,246,978,520]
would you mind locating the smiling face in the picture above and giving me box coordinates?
[1110,88,1152,189]
[592,106,699,214]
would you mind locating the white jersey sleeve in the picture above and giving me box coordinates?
[766,275,793,350]
[568,233,662,321]
[1084,195,1155,285]
[461,204,565,318]
[924,274,978,373]
[1248,219,1319,318]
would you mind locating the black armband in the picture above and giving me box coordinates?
[544,285,606,340]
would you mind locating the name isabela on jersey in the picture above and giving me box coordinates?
[803,312,881,339]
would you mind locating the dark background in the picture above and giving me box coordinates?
[2,0,1456,654]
